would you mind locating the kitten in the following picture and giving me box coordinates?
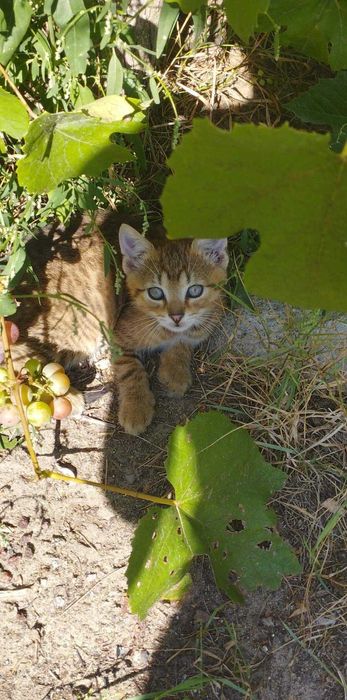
[10,215,228,434]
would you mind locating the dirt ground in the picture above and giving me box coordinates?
[1,305,346,700]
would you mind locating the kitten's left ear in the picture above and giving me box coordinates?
[191,238,229,269]
[119,223,154,273]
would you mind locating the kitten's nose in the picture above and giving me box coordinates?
[170,313,184,326]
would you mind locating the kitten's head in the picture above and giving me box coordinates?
[119,224,228,340]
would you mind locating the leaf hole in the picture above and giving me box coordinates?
[177,527,182,535]
[266,527,274,533]
[222,551,227,560]
[212,541,219,550]
[163,556,168,564]
[226,519,245,533]
[228,571,237,584]
[152,531,157,540]
[257,540,272,550]
[152,514,158,520]
[169,570,175,576]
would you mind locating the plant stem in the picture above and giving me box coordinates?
[1,316,41,477]
[40,470,176,506]
[0,63,36,119]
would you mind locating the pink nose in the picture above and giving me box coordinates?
[170,314,183,326]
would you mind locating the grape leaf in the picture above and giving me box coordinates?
[0,0,32,66]
[161,119,347,312]
[17,97,146,193]
[223,0,270,42]
[270,0,347,70]
[287,72,347,152]
[0,87,29,140]
[127,412,300,618]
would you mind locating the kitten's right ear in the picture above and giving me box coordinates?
[119,224,153,273]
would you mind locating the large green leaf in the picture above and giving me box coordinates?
[0,0,32,66]
[161,119,347,312]
[287,72,347,152]
[270,0,347,70]
[0,87,29,140]
[17,96,146,193]
[127,412,300,618]
[224,0,270,42]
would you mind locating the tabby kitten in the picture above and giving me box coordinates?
[11,217,228,434]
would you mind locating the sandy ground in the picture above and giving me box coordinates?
[0,305,346,700]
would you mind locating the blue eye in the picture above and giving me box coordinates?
[148,287,165,300]
[187,284,204,298]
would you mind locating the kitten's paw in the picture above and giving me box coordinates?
[159,365,192,398]
[118,393,155,435]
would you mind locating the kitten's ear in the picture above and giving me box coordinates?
[119,224,154,273]
[191,238,229,269]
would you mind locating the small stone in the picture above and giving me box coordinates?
[132,649,149,668]
[54,595,65,608]
[39,577,48,588]
[262,616,274,628]
[8,553,22,567]
[24,542,35,558]
[18,516,30,529]
[86,572,97,582]
[261,645,269,653]
[123,467,135,485]
[56,463,77,478]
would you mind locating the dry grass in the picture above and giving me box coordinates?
[189,307,346,690]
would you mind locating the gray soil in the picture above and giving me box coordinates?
[0,305,346,700]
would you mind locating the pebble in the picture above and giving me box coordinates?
[55,463,77,478]
[132,649,149,668]
[54,595,65,608]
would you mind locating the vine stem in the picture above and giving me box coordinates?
[41,470,176,506]
[1,316,41,477]
[1,316,175,506]
[0,63,36,119]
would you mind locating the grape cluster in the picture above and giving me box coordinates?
[0,321,73,430]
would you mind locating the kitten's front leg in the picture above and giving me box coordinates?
[114,354,155,435]
[159,343,192,397]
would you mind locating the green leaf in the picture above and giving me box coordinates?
[73,83,94,109]
[156,3,180,59]
[269,0,347,70]
[161,119,347,312]
[81,95,144,122]
[17,98,146,193]
[64,11,91,76]
[0,0,32,66]
[2,247,27,289]
[0,136,6,154]
[107,50,124,96]
[166,0,206,12]
[0,293,17,316]
[223,0,270,42]
[286,72,347,152]
[127,412,300,618]
[0,87,29,140]
[127,506,195,619]
[53,0,91,75]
